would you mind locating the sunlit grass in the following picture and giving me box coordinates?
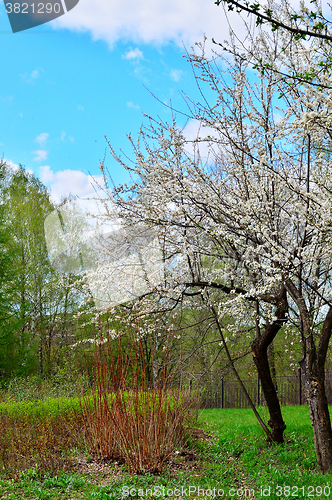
[1,402,332,499]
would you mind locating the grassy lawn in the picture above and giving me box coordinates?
[1,404,332,499]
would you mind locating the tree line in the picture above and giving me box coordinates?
[0,164,85,378]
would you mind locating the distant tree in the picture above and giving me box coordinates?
[0,162,16,375]
[0,165,82,377]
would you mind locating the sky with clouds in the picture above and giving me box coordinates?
[0,0,255,202]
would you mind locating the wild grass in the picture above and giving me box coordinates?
[195,406,332,497]
[0,408,85,477]
[0,369,87,403]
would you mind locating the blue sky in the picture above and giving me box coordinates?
[0,0,243,202]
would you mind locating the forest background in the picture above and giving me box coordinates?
[0,160,301,391]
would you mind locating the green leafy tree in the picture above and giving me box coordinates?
[0,162,16,376]
[0,165,83,377]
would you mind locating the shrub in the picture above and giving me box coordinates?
[0,410,84,477]
[81,326,197,473]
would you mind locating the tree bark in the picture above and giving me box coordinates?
[268,343,278,393]
[286,279,332,472]
[251,286,288,443]
[301,359,332,472]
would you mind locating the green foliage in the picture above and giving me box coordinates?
[0,164,54,375]
[0,163,90,379]
[0,395,83,420]
[0,370,88,402]
[0,162,17,374]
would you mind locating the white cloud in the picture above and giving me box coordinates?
[20,68,43,84]
[51,0,244,50]
[170,69,183,82]
[3,158,33,176]
[39,165,104,203]
[60,131,73,142]
[39,165,54,183]
[77,104,84,111]
[127,101,140,110]
[35,132,49,145]
[4,158,19,171]
[122,47,144,60]
[133,65,149,81]
[32,150,48,162]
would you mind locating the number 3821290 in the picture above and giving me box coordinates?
[5,3,62,14]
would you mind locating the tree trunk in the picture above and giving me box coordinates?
[268,342,278,393]
[285,280,332,472]
[301,360,332,472]
[39,339,43,376]
[252,338,286,443]
[210,303,274,442]
[251,286,288,443]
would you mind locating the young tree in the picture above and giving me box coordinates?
[0,163,12,317]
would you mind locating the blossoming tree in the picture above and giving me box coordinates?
[89,7,332,469]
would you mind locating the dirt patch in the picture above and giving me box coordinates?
[71,426,210,483]
[73,446,202,484]
[73,454,124,485]
[188,428,210,440]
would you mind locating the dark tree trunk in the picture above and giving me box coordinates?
[39,339,43,376]
[286,279,332,472]
[252,339,286,443]
[251,286,287,443]
[301,360,332,472]
[268,343,278,392]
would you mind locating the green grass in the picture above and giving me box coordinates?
[0,395,83,420]
[1,405,332,499]
[0,390,193,420]
[193,406,332,498]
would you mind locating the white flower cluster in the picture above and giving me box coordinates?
[73,15,332,367]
